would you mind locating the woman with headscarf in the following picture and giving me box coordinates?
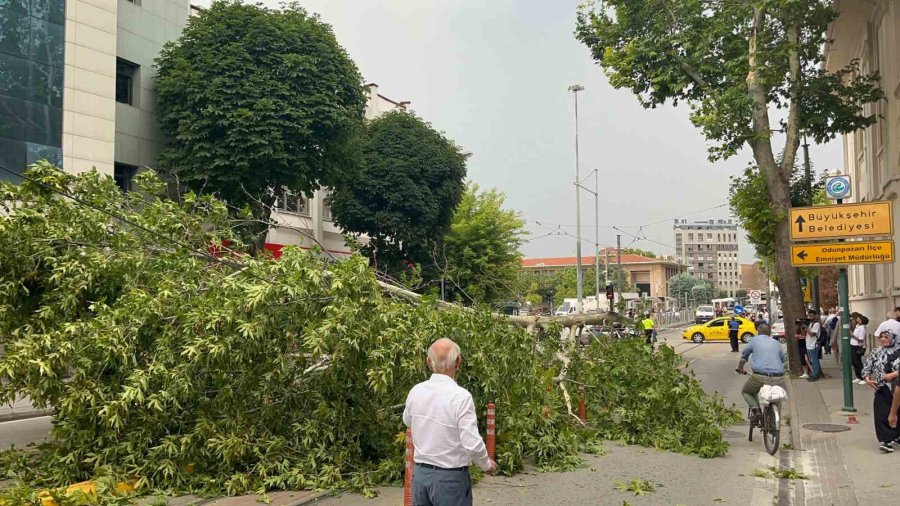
[862,330,900,452]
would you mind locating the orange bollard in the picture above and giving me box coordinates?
[404,428,414,506]
[486,403,496,461]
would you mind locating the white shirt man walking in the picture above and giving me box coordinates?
[403,338,496,506]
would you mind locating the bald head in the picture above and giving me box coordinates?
[428,338,462,376]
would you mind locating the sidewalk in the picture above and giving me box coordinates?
[0,396,52,423]
[785,353,894,505]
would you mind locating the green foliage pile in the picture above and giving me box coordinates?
[571,340,741,458]
[1,166,738,498]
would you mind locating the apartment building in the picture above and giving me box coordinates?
[0,0,190,184]
[824,0,900,318]
[673,219,740,297]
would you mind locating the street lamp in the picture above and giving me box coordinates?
[568,84,585,313]
[576,169,601,308]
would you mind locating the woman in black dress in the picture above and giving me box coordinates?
[862,330,900,452]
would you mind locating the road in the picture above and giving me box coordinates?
[0,329,792,505]
[322,328,792,506]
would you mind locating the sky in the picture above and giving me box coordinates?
[197,0,845,264]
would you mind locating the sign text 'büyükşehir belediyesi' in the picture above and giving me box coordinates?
[789,201,893,241]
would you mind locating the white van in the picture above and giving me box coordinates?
[695,305,715,323]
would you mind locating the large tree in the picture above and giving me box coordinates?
[440,183,525,305]
[576,0,883,372]
[155,0,366,249]
[330,110,467,277]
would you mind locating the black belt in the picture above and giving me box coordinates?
[754,372,783,377]
[415,463,469,472]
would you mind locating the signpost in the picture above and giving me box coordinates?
[748,290,761,305]
[791,241,895,267]
[789,201,893,241]
[790,194,894,413]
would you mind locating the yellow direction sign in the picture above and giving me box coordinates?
[790,201,893,241]
[791,241,895,267]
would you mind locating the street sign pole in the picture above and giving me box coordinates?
[839,265,854,411]
[836,196,855,412]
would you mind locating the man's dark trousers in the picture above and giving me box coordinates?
[413,464,472,506]
[729,330,739,352]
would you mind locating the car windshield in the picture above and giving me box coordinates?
[698,305,713,312]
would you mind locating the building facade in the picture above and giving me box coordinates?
[0,0,190,183]
[264,83,409,258]
[825,0,900,318]
[673,219,740,297]
[521,251,686,300]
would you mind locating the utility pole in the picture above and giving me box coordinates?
[616,234,622,310]
[594,170,600,307]
[803,137,821,312]
[837,192,855,412]
[569,84,585,314]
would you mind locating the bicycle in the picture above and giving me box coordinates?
[736,370,786,455]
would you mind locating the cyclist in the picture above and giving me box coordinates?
[736,323,786,423]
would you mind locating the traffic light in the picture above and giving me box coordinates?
[605,284,614,300]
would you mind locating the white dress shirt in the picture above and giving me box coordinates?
[403,374,491,471]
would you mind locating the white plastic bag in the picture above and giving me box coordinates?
[758,384,788,405]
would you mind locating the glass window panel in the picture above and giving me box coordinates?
[0,7,31,60]
[0,136,26,181]
[26,141,60,165]
[0,0,29,15]
[0,94,27,141]
[0,51,29,101]
[25,101,61,147]
[29,0,64,25]
[27,57,62,106]
[29,16,62,68]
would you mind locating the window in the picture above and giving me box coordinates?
[125,0,142,5]
[114,163,138,192]
[322,192,333,221]
[688,233,693,241]
[115,59,138,105]
[277,188,310,216]
[708,320,724,328]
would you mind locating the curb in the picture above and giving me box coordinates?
[0,409,53,424]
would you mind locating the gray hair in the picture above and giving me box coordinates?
[428,338,461,373]
[756,323,771,336]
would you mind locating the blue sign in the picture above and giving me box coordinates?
[733,305,746,315]
[826,175,851,200]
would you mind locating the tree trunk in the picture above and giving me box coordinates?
[746,6,804,373]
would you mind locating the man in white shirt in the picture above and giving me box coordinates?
[403,338,496,506]
[806,309,822,381]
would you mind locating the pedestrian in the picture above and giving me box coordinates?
[796,320,813,379]
[806,309,822,381]
[862,330,900,452]
[851,313,869,383]
[641,312,655,345]
[403,338,496,505]
[874,308,900,337]
[831,308,843,361]
[728,315,740,352]
[823,309,837,355]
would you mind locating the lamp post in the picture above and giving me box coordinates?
[576,169,601,308]
[569,84,585,313]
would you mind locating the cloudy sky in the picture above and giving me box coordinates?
[198,0,844,263]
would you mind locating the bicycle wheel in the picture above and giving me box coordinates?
[747,408,754,442]
[763,404,780,455]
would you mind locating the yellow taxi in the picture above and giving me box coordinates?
[682,316,758,343]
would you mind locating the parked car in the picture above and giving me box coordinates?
[771,319,785,340]
[695,305,715,323]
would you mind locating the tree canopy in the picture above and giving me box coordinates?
[154,0,366,246]
[575,0,883,371]
[441,183,526,305]
[621,247,656,258]
[330,110,467,276]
